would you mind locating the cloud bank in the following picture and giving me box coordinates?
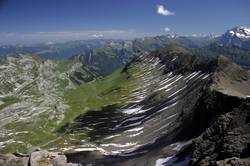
[92,34,104,38]
[0,30,157,45]
[157,5,174,16]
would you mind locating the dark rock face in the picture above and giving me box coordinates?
[189,90,243,135]
[191,101,250,166]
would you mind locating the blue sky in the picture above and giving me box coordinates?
[0,0,249,45]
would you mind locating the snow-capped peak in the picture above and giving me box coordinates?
[226,27,250,39]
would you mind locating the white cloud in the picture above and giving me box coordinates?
[0,30,159,45]
[157,5,174,16]
[92,34,104,38]
[164,27,170,32]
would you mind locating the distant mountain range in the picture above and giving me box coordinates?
[0,40,132,59]
[133,26,250,51]
[132,26,250,68]
[216,27,250,48]
[1,26,250,59]
[0,26,250,75]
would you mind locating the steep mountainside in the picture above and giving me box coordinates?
[75,41,133,76]
[62,46,250,166]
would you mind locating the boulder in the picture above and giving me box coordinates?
[0,154,29,166]
[30,150,78,166]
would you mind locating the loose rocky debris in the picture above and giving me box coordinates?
[216,157,250,166]
[0,153,29,166]
[0,150,79,166]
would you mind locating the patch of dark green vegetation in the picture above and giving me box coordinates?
[0,96,20,110]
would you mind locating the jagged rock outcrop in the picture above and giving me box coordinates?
[191,101,250,165]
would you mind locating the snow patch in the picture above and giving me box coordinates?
[122,106,143,114]
[101,142,137,148]
[155,156,174,166]
[126,127,144,132]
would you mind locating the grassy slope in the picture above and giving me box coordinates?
[55,59,77,73]
[62,68,134,125]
